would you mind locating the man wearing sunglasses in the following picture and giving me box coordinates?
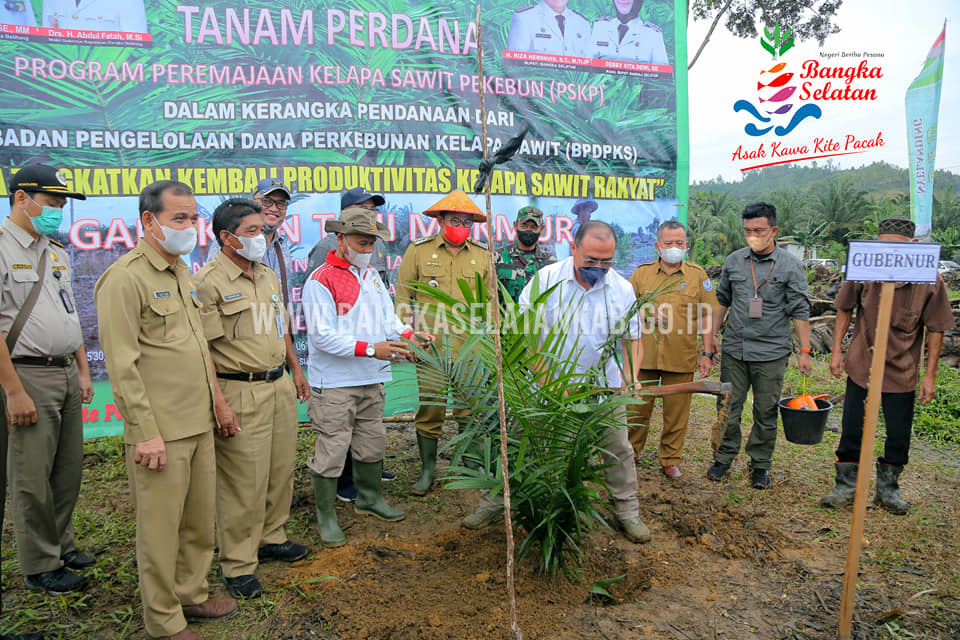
[395,190,491,500]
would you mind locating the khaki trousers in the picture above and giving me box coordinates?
[8,363,83,574]
[626,370,696,467]
[216,376,298,577]
[1,391,7,616]
[603,404,640,519]
[414,359,470,439]
[307,384,386,477]
[127,431,215,638]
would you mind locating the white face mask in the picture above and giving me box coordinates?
[659,246,686,265]
[151,218,197,256]
[230,232,267,262]
[344,243,373,268]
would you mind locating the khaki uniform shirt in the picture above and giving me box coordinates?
[0,218,82,358]
[95,240,217,445]
[835,279,955,393]
[630,260,720,373]
[195,252,287,375]
[395,234,491,332]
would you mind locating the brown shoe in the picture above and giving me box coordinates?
[149,625,201,640]
[662,465,682,479]
[181,598,238,623]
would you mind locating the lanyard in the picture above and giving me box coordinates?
[749,257,775,297]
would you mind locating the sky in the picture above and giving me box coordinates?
[686,0,959,183]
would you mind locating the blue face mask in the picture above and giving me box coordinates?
[577,266,608,287]
[26,195,63,236]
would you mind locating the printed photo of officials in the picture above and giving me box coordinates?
[42,0,147,32]
[0,0,148,33]
[506,0,669,64]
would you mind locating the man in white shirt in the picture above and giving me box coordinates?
[517,221,651,543]
[301,207,429,547]
[506,0,592,57]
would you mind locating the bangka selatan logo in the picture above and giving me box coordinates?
[734,23,822,137]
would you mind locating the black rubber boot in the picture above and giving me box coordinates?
[821,462,859,508]
[874,461,910,515]
[411,434,438,496]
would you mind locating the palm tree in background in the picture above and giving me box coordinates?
[811,178,873,244]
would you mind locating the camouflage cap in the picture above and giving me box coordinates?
[324,206,389,239]
[515,206,544,225]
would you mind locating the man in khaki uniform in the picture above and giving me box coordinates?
[95,181,236,640]
[195,199,310,600]
[395,190,491,496]
[1,165,95,598]
[628,221,719,478]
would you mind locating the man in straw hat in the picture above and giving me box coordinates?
[302,206,429,547]
[823,215,954,514]
[395,190,492,499]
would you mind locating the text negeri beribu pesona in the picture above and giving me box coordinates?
[273,302,715,337]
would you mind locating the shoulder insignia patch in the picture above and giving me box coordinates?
[703,279,713,292]
[644,21,662,32]
[49,239,64,248]
[596,15,614,22]
[571,9,589,20]
[468,239,489,249]
[414,236,434,245]
[517,4,536,12]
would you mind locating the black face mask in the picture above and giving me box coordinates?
[517,230,540,247]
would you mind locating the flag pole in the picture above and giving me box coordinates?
[475,6,522,639]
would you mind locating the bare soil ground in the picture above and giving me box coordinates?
[3,363,959,639]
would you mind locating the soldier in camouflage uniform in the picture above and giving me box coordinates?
[495,206,556,302]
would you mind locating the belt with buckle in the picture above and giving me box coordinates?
[12,355,76,367]
[217,364,286,383]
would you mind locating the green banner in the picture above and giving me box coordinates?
[0,0,687,438]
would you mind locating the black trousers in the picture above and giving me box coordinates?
[836,377,915,467]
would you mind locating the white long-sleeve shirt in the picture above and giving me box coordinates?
[519,257,641,388]
[302,250,411,389]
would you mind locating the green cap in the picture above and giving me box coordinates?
[324,206,389,240]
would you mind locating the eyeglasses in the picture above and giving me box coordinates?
[445,216,474,228]
[581,257,615,268]
[258,197,288,211]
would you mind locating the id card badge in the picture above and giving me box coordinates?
[275,310,285,338]
[59,289,76,314]
[749,297,763,319]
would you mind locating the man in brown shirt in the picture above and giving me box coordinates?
[824,216,955,514]
[196,199,310,600]
[628,221,720,478]
[395,189,491,499]
[95,181,236,640]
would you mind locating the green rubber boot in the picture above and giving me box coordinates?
[311,473,346,548]
[410,434,438,496]
[353,461,406,522]
[820,462,858,508]
[874,460,910,515]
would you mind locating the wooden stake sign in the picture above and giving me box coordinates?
[837,240,941,640]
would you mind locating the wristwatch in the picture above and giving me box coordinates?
[702,352,715,359]
[365,344,376,358]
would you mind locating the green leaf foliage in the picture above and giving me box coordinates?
[400,273,652,577]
